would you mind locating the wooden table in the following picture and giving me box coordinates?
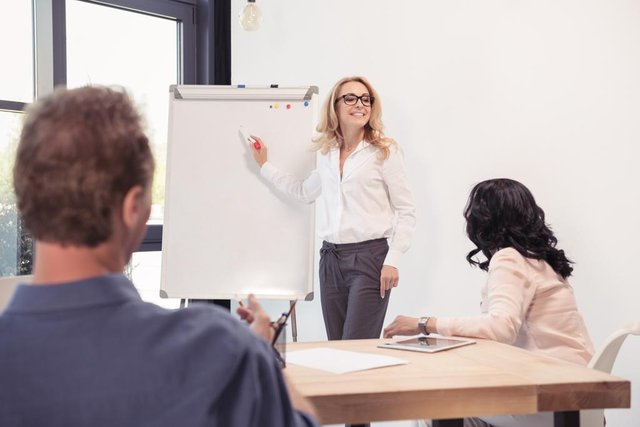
[285,338,630,426]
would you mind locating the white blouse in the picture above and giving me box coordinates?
[260,140,416,268]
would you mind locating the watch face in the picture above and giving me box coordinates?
[419,317,428,335]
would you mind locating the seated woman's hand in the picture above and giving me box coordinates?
[383,315,420,338]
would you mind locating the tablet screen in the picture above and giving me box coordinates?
[378,336,475,353]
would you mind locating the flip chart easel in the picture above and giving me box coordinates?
[162,85,319,342]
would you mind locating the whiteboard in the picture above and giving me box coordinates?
[160,85,318,300]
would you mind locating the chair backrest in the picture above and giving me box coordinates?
[0,275,33,313]
[588,321,640,373]
[581,321,640,427]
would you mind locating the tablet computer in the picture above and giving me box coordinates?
[378,336,476,353]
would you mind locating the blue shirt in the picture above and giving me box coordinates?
[0,274,317,427]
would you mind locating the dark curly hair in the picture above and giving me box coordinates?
[464,178,573,278]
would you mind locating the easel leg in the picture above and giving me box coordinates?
[290,300,298,342]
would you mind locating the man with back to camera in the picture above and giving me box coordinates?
[0,85,318,427]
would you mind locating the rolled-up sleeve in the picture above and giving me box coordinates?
[260,162,322,204]
[381,146,416,268]
[437,249,534,344]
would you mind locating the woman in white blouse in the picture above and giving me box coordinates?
[384,178,594,427]
[250,76,416,341]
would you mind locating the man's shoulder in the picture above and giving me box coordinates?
[121,301,273,378]
[131,301,257,346]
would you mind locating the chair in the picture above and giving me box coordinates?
[0,275,33,313]
[581,321,640,427]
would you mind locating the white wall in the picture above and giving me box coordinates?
[231,1,640,426]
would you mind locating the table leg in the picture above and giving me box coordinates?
[432,419,464,427]
[554,411,580,427]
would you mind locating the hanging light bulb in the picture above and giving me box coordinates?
[239,0,263,31]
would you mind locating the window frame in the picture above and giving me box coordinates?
[0,101,28,112]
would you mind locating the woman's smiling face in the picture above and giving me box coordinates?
[335,80,371,132]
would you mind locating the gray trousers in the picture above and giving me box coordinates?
[319,238,391,340]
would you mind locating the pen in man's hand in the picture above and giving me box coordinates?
[235,295,245,308]
[271,300,297,346]
[272,313,286,327]
[271,320,286,346]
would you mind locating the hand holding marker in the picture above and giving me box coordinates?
[239,126,261,149]
[241,127,268,166]
[235,294,295,347]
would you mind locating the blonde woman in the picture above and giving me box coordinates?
[251,76,416,341]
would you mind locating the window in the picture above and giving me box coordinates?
[0,112,23,276]
[2,0,227,305]
[66,0,179,222]
[0,0,34,278]
[0,1,34,103]
[128,252,178,308]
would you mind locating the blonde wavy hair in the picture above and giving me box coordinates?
[314,76,395,159]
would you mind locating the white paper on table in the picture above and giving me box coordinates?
[286,347,408,374]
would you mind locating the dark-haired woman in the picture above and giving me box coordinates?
[384,178,594,427]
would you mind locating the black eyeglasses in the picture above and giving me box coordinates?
[334,93,375,107]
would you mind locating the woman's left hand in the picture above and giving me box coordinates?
[379,265,399,298]
[383,315,419,338]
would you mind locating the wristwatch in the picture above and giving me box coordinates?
[418,316,430,335]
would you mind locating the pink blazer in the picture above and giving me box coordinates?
[437,248,594,365]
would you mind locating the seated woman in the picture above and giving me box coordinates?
[383,178,595,427]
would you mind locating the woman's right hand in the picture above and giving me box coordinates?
[250,136,268,166]
[383,315,420,338]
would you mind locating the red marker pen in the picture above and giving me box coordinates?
[240,127,261,150]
